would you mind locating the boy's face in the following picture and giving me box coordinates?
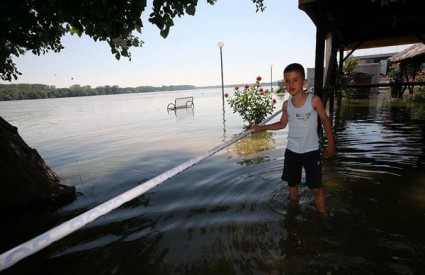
[284,71,307,95]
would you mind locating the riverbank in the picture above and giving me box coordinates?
[0,83,197,101]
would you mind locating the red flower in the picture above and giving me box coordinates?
[259,88,264,95]
[272,98,277,104]
[256,76,262,82]
[234,86,239,90]
[224,93,229,97]
[244,84,250,90]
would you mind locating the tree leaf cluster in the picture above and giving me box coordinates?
[1,0,265,82]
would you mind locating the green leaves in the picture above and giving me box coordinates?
[149,0,200,38]
[69,26,83,37]
[251,0,266,12]
[343,58,359,75]
[186,4,197,15]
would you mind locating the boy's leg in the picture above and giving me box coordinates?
[289,185,299,201]
[311,188,326,214]
[303,150,325,214]
[282,149,302,203]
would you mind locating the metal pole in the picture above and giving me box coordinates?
[270,65,273,92]
[220,47,224,104]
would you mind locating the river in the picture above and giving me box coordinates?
[0,88,424,274]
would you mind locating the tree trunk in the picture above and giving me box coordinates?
[0,116,76,211]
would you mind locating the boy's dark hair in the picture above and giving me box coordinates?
[284,63,305,80]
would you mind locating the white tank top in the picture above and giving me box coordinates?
[286,93,319,153]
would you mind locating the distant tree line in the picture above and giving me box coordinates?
[0,83,196,101]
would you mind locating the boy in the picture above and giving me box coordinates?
[252,63,335,215]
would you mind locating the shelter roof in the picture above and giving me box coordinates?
[299,0,425,50]
[388,43,425,63]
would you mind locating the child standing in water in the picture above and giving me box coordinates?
[252,63,335,214]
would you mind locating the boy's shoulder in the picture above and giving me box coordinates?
[310,94,327,112]
[310,94,321,105]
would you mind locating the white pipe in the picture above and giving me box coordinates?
[0,108,283,271]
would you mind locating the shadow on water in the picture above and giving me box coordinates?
[2,89,425,274]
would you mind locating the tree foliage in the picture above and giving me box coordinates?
[0,83,196,101]
[0,0,265,82]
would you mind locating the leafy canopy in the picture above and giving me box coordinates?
[0,0,265,81]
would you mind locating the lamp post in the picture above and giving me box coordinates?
[218,41,224,104]
[270,64,273,92]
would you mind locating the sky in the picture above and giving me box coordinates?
[1,0,412,88]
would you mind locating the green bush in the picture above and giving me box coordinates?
[412,74,425,102]
[343,58,359,75]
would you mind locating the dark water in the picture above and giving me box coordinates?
[1,89,424,274]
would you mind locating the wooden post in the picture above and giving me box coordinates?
[314,24,326,99]
[314,23,326,136]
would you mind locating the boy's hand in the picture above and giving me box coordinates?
[251,124,262,133]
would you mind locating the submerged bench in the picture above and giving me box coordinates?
[167,96,194,110]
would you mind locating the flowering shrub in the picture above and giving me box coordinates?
[226,76,276,126]
[388,62,403,82]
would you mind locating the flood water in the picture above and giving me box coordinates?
[0,88,424,274]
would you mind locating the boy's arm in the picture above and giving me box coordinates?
[251,101,288,133]
[312,95,335,157]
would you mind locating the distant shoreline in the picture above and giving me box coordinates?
[0,82,279,101]
[0,83,197,101]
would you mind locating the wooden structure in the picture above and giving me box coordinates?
[388,43,425,94]
[298,0,425,107]
[388,43,425,65]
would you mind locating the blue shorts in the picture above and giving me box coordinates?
[282,149,322,189]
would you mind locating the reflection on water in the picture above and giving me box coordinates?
[1,89,425,274]
[168,107,195,120]
[231,131,277,166]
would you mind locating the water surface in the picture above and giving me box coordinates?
[1,88,424,274]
